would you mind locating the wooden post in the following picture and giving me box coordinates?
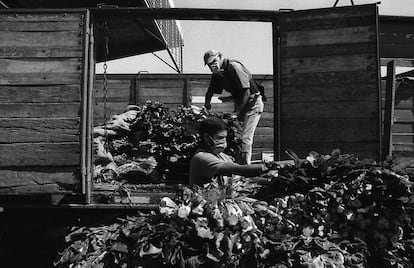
[133,71,149,105]
[382,60,396,160]
[86,21,94,204]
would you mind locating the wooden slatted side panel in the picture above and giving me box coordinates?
[94,77,133,125]
[94,74,188,125]
[0,11,88,194]
[381,79,414,157]
[134,77,186,106]
[278,5,380,160]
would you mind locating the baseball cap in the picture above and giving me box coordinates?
[203,50,220,65]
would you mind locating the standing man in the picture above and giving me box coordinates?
[203,50,265,164]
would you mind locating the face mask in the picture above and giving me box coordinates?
[209,62,220,73]
[208,135,227,154]
[207,58,221,74]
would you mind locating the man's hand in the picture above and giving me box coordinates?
[263,160,280,171]
[203,103,211,110]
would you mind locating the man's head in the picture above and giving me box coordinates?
[199,117,228,154]
[203,50,223,74]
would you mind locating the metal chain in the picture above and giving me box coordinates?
[102,23,110,151]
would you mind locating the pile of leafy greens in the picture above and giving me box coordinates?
[93,102,242,185]
[56,150,414,268]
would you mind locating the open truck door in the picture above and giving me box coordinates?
[0,10,93,198]
[274,4,381,160]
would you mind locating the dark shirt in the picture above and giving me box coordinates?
[208,58,259,103]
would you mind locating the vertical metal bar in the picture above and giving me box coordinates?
[86,17,94,204]
[80,11,89,197]
[273,17,281,161]
[382,60,396,160]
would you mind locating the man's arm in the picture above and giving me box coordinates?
[215,161,267,177]
[204,88,214,110]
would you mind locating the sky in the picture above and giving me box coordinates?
[96,0,414,75]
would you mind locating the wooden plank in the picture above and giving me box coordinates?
[0,85,80,103]
[0,13,83,22]
[0,167,78,189]
[94,80,132,93]
[258,113,274,127]
[282,83,377,103]
[0,31,82,47]
[393,134,414,143]
[281,118,377,142]
[0,73,81,85]
[0,46,83,58]
[254,127,274,136]
[0,184,61,195]
[141,87,184,97]
[383,60,396,159]
[136,79,185,88]
[0,118,80,143]
[282,70,376,86]
[94,96,130,102]
[190,78,274,97]
[0,142,80,166]
[258,118,274,127]
[280,15,374,31]
[282,26,375,47]
[189,80,211,96]
[282,42,376,58]
[281,102,378,118]
[393,143,414,152]
[259,79,274,97]
[0,58,82,73]
[0,103,81,118]
[393,123,414,133]
[0,21,82,31]
[279,5,375,24]
[137,95,184,104]
[282,54,376,74]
